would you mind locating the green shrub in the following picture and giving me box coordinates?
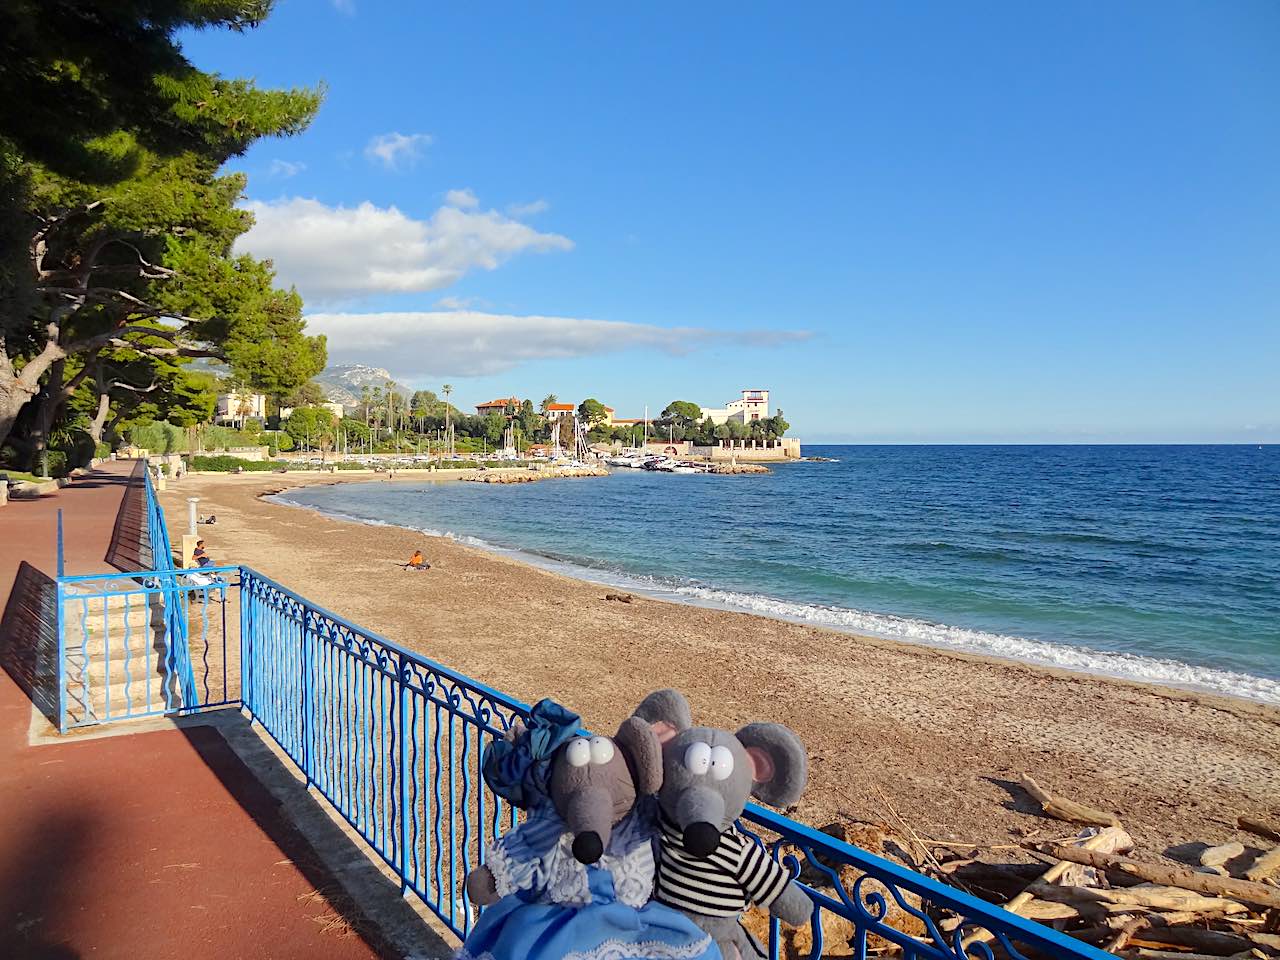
[188,455,282,472]
[335,461,369,470]
[46,450,68,478]
[95,441,111,459]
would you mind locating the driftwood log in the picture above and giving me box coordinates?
[954,828,1131,942]
[1032,842,1280,911]
[1021,775,1120,827]
[1118,949,1258,960]
[1239,816,1280,843]
[1027,881,1248,915]
[1243,846,1280,883]
[1126,926,1254,955]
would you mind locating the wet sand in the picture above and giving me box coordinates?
[161,470,1280,856]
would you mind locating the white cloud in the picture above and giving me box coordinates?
[332,0,355,14]
[507,199,550,216]
[305,311,804,377]
[436,295,487,310]
[268,159,306,178]
[236,196,573,302]
[444,188,479,209]
[364,132,432,169]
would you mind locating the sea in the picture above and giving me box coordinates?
[276,445,1280,705]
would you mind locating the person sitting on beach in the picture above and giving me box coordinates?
[193,539,214,568]
[406,549,430,571]
[200,514,217,525]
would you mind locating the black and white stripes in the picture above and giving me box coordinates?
[654,810,790,918]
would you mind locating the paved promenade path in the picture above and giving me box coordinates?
[0,463,389,959]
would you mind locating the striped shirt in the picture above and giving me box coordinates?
[654,810,790,917]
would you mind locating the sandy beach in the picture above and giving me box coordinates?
[161,470,1280,857]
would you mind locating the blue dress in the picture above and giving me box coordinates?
[459,801,720,960]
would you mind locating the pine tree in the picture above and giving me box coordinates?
[0,0,325,464]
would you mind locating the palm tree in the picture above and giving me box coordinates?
[540,394,558,415]
[442,383,454,457]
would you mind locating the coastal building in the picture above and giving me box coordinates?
[475,397,523,416]
[280,402,345,421]
[215,391,266,426]
[544,403,576,421]
[699,389,770,426]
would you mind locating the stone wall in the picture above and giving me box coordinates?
[695,438,802,461]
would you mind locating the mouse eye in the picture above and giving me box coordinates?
[683,741,711,775]
[589,736,615,765]
[566,737,591,767]
[709,745,734,780]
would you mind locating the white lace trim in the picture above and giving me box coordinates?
[600,840,656,909]
[544,833,592,906]
[457,934,713,960]
[485,837,523,899]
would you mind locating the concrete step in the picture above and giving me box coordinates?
[66,650,169,686]
[65,625,169,660]
[63,673,183,722]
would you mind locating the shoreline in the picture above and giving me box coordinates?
[267,474,1279,708]
[161,471,1280,852]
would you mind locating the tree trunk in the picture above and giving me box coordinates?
[26,358,66,475]
[0,364,45,454]
[88,387,111,445]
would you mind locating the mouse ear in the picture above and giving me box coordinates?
[614,715,663,795]
[632,689,692,744]
[736,722,807,808]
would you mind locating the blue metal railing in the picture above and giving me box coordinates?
[140,462,200,710]
[56,567,240,730]
[234,567,1108,960]
[52,481,1107,960]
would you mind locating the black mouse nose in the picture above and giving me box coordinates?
[572,831,604,864]
[683,821,721,858]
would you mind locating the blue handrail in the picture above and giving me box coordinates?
[141,462,199,711]
[233,566,1111,960]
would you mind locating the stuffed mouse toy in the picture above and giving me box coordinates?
[459,697,720,960]
[633,689,814,960]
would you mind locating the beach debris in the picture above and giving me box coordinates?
[1243,847,1280,883]
[1021,774,1121,827]
[604,593,634,603]
[1027,843,1280,911]
[955,826,1132,946]
[1239,817,1280,844]
[906,796,1280,960]
[1203,843,1248,869]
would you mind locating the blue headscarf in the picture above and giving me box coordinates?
[483,698,581,809]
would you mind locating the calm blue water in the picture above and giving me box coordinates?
[279,446,1280,703]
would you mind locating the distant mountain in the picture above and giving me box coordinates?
[313,364,410,406]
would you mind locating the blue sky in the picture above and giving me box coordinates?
[181,1,1279,442]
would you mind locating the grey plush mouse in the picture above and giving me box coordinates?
[465,709,664,906]
[633,688,814,960]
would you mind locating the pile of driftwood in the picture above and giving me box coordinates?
[746,778,1279,960]
[937,780,1280,960]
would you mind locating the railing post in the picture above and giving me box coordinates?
[56,579,67,733]
[240,569,253,720]
[56,509,64,579]
[398,651,410,893]
[302,609,313,787]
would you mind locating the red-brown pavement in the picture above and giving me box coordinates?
[0,463,389,959]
